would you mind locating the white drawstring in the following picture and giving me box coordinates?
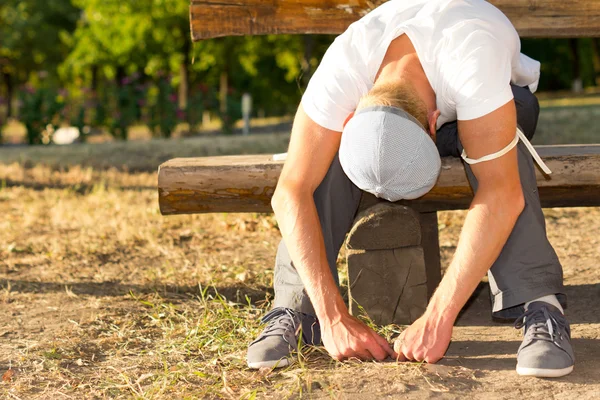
[461,133,519,165]
[461,128,552,175]
[276,128,553,175]
[517,128,552,175]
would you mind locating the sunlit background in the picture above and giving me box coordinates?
[0,0,599,150]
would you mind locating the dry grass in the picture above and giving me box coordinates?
[0,164,599,399]
[0,175,271,398]
[0,103,599,398]
[0,169,383,398]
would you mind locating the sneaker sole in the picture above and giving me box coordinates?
[247,358,293,370]
[516,365,573,378]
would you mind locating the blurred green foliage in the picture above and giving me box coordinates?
[0,0,599,144]
[19,86,65,144]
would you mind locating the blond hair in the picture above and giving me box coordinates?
[357,81,428,129]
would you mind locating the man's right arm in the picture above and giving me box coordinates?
[271,104,395,361]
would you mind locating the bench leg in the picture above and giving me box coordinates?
[346,203,441,325]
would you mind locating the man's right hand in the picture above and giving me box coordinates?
[321,312,397,361]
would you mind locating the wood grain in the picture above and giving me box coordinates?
[158,145,600,215]
[190,0,600,40]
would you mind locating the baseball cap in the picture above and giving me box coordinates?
[339,105,441,202]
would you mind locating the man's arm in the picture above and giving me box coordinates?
[272,105,395,361]
[396,100,524,362]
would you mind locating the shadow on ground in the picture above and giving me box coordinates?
[1,178,155,193]
[3,278,599,324]
[455,282,600,325]
[443,338,599,383]
[1,279,273,306]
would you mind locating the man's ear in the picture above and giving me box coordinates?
[428,109,441,137]
[343,112,355,130]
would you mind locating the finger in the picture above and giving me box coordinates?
[425,354,442,364]
[343,347,372,362]
[401,345,415,362]
[393,338,403,355]
[413,351,425,362]
[354,350,374,361]
[371,332,397,360]
[364,337,388,361]
[393,331,407,355]
[327,348,343,361]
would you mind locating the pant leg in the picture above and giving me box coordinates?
[469,141,566,319]
[437,84,566,320]
[272,154,362,316]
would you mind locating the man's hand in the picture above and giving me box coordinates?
[321,312,397,361]
[272,106,395,363]
[393,310,454,363]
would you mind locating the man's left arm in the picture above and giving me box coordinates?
[396,99,524,363]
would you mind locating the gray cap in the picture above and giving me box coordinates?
[339,105,441,202]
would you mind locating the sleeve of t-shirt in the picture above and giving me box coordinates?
[449,34,515,121]
[301,33,368,132]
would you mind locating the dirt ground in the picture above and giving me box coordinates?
[0,164,599,399]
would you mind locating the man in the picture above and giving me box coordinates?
[247,0,574,378]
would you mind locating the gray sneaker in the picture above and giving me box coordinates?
[247,307,320,369]
[514,301,574,378]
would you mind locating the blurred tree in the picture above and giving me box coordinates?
[522,38,597,91]
[593,39,600,85]
[62,0,191,117]
[2,0,598,143]
[0,0,79,118]
[188,34,334,123]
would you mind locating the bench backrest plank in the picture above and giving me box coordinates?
[190,0,600,40]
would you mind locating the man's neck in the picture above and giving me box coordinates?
[375,35,437,115]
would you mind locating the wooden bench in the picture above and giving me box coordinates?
[159,0,600,325]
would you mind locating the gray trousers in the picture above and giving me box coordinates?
[273,85,565,321]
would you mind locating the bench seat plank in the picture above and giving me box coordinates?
[158,145,600,215]
[190,0,600,40]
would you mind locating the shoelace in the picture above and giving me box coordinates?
[514,306,569,344]
[254,307,302,346]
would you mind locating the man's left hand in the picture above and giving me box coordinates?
[393,310,454,363]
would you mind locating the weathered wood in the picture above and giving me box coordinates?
[347,204,435,325]
[158,145,600,215]
[158,155,280,215]
[347,203,421,250]
[190,0,600,40]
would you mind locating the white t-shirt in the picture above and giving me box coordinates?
[301,0,541,132]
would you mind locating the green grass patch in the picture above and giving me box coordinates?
[0,132,291,173]
[533,104,600,145]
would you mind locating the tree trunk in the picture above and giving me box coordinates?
[178,35,191,113]
[219,38,234,133]
[592,38,600,86]
[302,35,315,88]
[3,72,13,119]
[116,65,126,87]
[219,71,228,116]
[569,38,582,92]
[347,204,439,325]
[91,65,99,91]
